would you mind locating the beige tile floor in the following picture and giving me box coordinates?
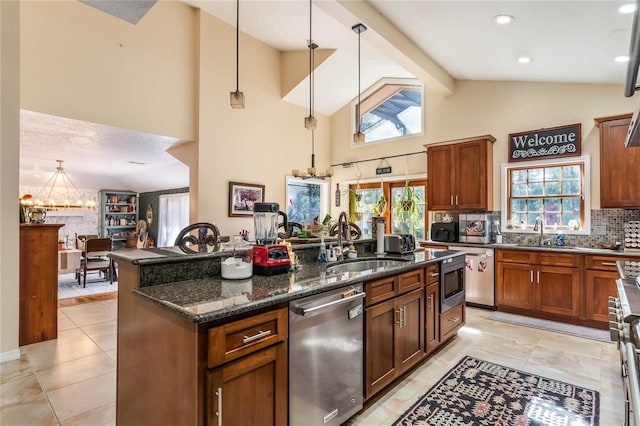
[0,302,624,425]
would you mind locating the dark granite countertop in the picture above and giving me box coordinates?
[420,240,640,257]
[131,249,460,324]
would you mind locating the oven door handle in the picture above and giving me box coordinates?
[625,342,640,426]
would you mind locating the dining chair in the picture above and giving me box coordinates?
[78,237,114,287]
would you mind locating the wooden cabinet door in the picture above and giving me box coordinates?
[396,288,425,373]
[496,262,535,310]
[585,269,619,323]
[426,145,454,210]
[365,298,398,399]
[207,343,287,426]
[536,266,580,317]
[425,283,440,354]
[598,115,640,208]
[455,140,491,211]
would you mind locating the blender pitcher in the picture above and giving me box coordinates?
[253,202,287,245]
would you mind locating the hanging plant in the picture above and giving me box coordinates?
[376,181,387,216]
[392,180,422,235]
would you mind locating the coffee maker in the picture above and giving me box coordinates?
[252,202,290,275]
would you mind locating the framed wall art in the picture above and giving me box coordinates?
[228,181,265,217]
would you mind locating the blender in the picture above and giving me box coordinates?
[252,202,290,275]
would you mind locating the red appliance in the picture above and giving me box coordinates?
[252,244,290,276]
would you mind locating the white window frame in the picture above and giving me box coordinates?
[500,155,591,235]
[285,176,329,226]
[351,78,424,146]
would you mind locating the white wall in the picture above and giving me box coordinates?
[1,0,21,361]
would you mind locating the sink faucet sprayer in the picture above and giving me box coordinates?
[533,216,546,246]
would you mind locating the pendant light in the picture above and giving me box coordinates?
[23,160,96,209]
[352,23,367,144]
[291,0,331,179]
[229,0,245,108]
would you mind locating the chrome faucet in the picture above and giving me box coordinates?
[336,211,350,260]
[533,216,546,246]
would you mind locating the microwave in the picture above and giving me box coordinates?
[430,222,458,242]
[459,213,494,244]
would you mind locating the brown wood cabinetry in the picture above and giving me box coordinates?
[206,308,288,426]
[424,263,440,354]
[425,135,495,211]
[20,223,64,345]
[425,282,440,354]
[585,254,635,327]
[595,114,640,208]
[496,249,580,319]
[364,269,426,400]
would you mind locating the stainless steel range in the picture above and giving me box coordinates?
[611,263,640,426]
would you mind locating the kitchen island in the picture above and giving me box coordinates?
[110,244,463,426]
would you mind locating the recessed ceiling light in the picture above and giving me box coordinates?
[128,161,146,165]
[615,55,630,63]
[619,3,636,14]
[494,14,514,24]
[517,56,531,64]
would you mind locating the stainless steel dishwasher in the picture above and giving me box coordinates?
[449,245,495,309]
[289,284,365,426]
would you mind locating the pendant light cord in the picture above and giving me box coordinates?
[309,0,313,118]
[357,28,361,133]
[235,0,240,93]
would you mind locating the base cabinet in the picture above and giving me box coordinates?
[425,282,440,354]
[496,251,580,319]
[206,343,287,426]
[584,254,636,326]
[365,287,425,399]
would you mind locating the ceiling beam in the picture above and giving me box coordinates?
[317,0,455,96]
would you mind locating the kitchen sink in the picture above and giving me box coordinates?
[325,259,410,274]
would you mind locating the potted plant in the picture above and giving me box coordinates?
[392,181,422,234]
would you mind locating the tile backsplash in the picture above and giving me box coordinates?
[503,209,640,248]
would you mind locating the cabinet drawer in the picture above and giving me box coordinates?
[496,249,535,264]
[365,276,397,306]
[425,263,440,285]
[440,304,465,339]
[538,252,580,268]
[398,268,424,294]
[585,254,634,271]
[208,307,287,368]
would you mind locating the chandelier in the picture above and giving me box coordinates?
[291,0,332,180]
[21,160,96,209]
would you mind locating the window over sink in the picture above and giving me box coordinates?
[501,156,590,235]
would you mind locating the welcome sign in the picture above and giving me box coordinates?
[508,123,581,162]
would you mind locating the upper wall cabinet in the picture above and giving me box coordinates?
[595,114,639,208]
[425,135,495,211]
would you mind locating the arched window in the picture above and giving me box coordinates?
[352,78,424,144]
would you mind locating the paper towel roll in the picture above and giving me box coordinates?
[376,222,385,254]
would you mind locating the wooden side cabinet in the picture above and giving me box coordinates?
[426,135,495,211]
[20,223,64,346]
[585,254,636,327]
[595,114,640,208]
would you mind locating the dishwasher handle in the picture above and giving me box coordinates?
[294,291,365,316]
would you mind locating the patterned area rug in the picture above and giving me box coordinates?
[393,356,599,426]
[58,272,118,300]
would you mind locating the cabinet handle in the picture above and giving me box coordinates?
[536,271,540,283]
[449,317,460,324]
[450,195,454,205]
[530,270,534,283]
[215,387,222,426]
[242,329,271,344]
[455,195,459,205]
[429,273,439,277]
[601,262,617,266]
[401,306,407,328]
[428,294,433,310]
[396,309,401,326]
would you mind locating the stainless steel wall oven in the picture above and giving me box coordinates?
[440,255,465,313]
